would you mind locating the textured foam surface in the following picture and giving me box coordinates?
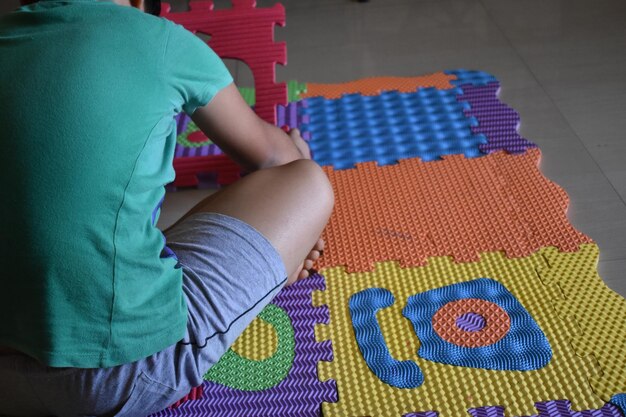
[169,69,537,188]
[468,400,623,417]
[611,394,626,415]
[163,0,287,188]
[301,72,457,99]
[349,288,425,389]
[457,82,538,155]
[203,304,295,391]
[157,69,626,416]
[406,401,624,417]
[276,99,311,140]
[317,148,592,272]
[302,88,486,168]
[174,81,308,157]
[446,69,498,87]
[314,245,626,417]
[152,274,337,416]
[162,0,287,125]
[404,278,552,370]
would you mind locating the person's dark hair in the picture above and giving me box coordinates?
[144,0,161,15]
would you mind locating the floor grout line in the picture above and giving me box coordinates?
[476,0,626,211]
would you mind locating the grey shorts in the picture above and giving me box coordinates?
[0,213,288,417]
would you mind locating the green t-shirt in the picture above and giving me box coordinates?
[0,0,233,368]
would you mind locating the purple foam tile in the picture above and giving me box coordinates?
[276,100,311,140]
[150,273,337,417]
[469,405,506,417]
[532,400,623,417]
[468,401,624,417]
[404,412,439,417]
[174,144,223,159]
[456,82,538,155]
[175,113,191,136]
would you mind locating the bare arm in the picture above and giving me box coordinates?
[190,83,309,171]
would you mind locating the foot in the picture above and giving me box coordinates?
[286,238,325,285]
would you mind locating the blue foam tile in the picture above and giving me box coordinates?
[446,69,498,87]
[301,87,487,170]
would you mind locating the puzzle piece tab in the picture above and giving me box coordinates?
[151,274,336,416]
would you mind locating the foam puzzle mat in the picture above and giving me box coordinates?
[157,2,626,416]
[157,72,626,415]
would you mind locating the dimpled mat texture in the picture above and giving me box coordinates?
[155,70,626,417]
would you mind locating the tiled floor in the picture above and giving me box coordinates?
[158,0,626,296]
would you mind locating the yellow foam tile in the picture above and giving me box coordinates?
[313,245,625,416]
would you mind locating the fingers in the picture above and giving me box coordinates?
[288,128,311,160]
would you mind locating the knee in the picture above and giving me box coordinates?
[286,159,335,216]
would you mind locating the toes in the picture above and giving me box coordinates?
[298,269,309,280]
[308,250,320,261]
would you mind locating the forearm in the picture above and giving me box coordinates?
[257,123,306,170]
[190,84,310,172]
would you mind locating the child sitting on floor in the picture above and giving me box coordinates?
[0,0,333,415]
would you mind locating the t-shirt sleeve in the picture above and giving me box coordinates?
[162,22,234,116]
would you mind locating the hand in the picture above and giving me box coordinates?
[286,238,325,285]
[288,128,311,160]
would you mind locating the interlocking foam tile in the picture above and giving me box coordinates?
[457,82,538,155]
[316,148,591,273]
[538,245,626,403]
[233,80,306,106]
[276,99,311,140]
[611,394,626,415]
[162,0,287,188]
[151,274,337,416]
[303,88,486,169]
[467,400,624,417]
[203,304,295,391]
[405,400,624,416]
[238,86,256,106]
[446,69,498,87]
[287,80,307,102]
[169,154,240,189]
[314,245,626,417]
[174,81,307,152]
[162,0,287,125]
[301,72,457,99]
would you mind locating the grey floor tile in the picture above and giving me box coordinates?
[598,259,626,297]
[480,0,625,43]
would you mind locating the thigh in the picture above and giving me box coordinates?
[163,212,288,381]
[165,159,334,277]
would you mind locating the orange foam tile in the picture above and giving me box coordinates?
[317,148,592,273]
[301,72,457,99]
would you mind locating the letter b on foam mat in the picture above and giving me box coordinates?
[349,278,552,389]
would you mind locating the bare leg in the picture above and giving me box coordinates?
[165,159,334,284]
